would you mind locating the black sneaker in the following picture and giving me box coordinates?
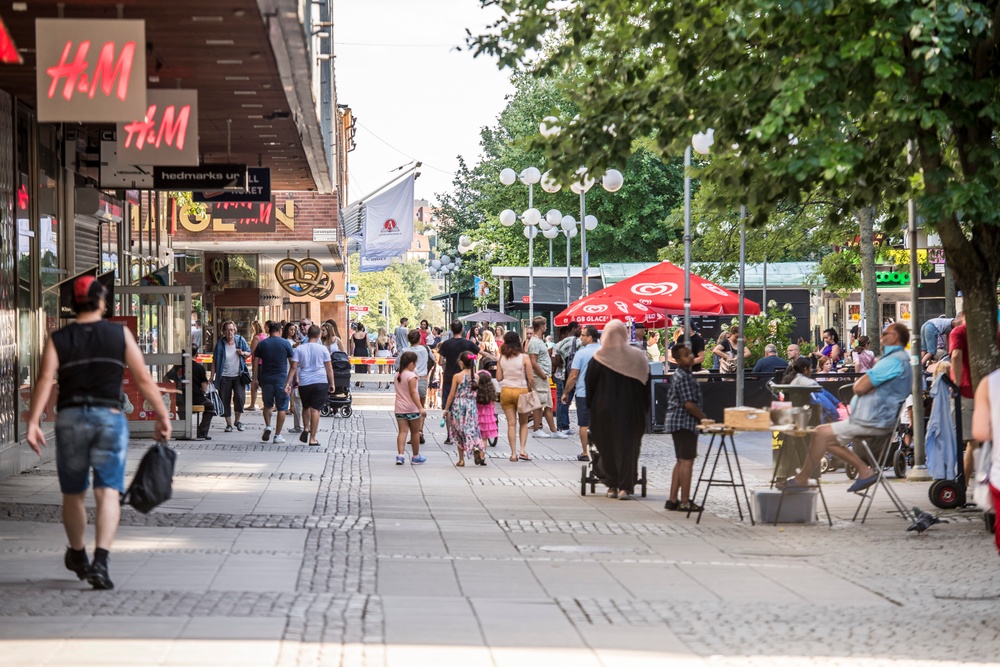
[87,562,114,590]
[444,438,452,445]
[64,547,89,580]
[664,500,680,511]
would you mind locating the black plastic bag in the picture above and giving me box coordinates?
[122,441,177,513]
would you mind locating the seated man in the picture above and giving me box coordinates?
[785,322,912,493]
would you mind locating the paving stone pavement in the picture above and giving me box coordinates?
[0,407,998,667]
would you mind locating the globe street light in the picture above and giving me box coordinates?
[558,215,578,304]
[428,255,458,323]
[499,166,543,321]
[570,166,624,298]
[684,129,715,351]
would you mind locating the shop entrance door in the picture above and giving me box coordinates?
[114,286,194,440]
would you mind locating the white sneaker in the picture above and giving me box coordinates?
[534,429,552,438]
[551,431,568,439]
[273,435,286,444]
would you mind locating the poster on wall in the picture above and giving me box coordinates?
[847,302,861,323]
[897,301,912,324]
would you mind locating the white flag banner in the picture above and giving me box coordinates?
[362,173,415,260]
[359,254,393,273]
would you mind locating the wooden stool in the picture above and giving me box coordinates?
[191,404,205,438]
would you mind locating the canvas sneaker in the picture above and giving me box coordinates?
[534,429,552,439]
[272,435,286,444]
[262,427,272,441]
[551,431,568,439]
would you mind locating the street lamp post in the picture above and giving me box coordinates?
[428,255,457,323]
[570,168,624,298]
[499,167,543,322]
[685,130,715,349]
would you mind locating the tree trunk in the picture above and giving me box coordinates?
[856,206,881,356]
[936,216,1000,386]
[944,264,956,318]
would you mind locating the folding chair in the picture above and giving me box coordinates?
[851,412,914,524]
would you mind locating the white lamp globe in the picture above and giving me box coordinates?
[440,254,451,264]
[542,226,559,239]
[499,168,517,186]
[568,226,578,238]
[455,258,463,267]
[602,168,624,193]
[522,208,542,226]
[499,209,517,227]
[560,215,577,232]
[584,215,599,231]
[546,209,563,226]
[570,175,595,194]
[523,226,538,240]
[538,218,552,231]
[430,259,441,270]
[519,166,541,185]
[440,267,450,275]
[692,128,715,155]
[540,171,562,193]
[539,116,562,138]
[459,235,472,247]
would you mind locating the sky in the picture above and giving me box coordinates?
[333,0,514,205]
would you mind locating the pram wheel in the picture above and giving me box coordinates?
[819,457,829,474]
[893,448,909,479]
[580,465,588,496]
[640,465,647,498]
[341,406,353,418]
[320,404,333,418]
[845,463,858,480]
[929,479,964,510]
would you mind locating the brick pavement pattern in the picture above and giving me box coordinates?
[0,407,998,667]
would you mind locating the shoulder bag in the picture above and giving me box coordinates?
[517,357,542,414]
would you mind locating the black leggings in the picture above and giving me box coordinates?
[218,376,245,419]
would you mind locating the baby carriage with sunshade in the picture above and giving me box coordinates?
[322,350,353,417]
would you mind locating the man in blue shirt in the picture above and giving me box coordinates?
[785,322,913,493]
[561,325,601,461]
[751,344,788,376]
[253,321,294,443]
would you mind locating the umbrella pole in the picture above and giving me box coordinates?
[683,146,691,349]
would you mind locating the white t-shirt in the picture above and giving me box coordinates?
[222,343,239,377]
[294,342,330,386]
[412,345,429,377]
[899,394,914,425]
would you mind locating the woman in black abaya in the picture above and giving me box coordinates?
[585,320,651,500]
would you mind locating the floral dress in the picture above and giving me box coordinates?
[448,373,482,456]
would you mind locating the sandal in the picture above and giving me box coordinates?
[664,500,680,511]
[456,460,465,467]
[679,500,702,512]
[519,453,531,461]
[509,455,519,462]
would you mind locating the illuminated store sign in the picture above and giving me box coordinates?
[118,90,199,166]
[35,19,147,122]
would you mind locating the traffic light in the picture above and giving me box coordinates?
[379,300,388,317]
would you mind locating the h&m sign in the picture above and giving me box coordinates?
[117,90,199,166]
[35,19,147,122]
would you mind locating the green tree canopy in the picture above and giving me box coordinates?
[472,0,1000,383]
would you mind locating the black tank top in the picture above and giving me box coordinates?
[52,320,127,409]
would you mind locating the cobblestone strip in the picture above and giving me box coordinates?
[279,410,382,667]
[498,518,754,537]
[0,502,369,530]
[19,470,318,481]
[556,597,1000,663]
[467,477,574,487]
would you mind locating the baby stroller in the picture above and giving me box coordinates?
[580,433,648,497]
[322,351,353,417]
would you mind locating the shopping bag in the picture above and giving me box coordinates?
[517,389,541,414]
[205,384,224,416]
[121,441,177,514]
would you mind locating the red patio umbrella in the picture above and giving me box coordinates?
[591,261,760,316]
[554,293,669,329]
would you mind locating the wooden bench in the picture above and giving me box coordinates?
[191,404,205,437]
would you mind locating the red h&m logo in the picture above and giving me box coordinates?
[383,218,397,231]
[123,104,192,151]
[46,39,136,103]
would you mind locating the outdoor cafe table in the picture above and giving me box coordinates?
[687,425,756,525]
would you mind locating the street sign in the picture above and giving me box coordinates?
[521,296,531,303]
[349,305,369,313]
[346,283,359,297]
[152,164,246,191]
[312,228,338,243]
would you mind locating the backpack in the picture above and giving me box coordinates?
[121,441,177,514]
[563,337,580,374]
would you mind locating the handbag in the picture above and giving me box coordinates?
[205,383,225,416]
[122,441,177,514]
[240,366,252,386]
[972,440,993,511]
[517,362,541,413]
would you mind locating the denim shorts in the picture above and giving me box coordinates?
[55,406,129,494]
[575,395,591,427]
[261,382,290,411]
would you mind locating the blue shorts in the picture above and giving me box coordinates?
[261,382,290,411]
[575,395,591,427]
[55,406,129,494]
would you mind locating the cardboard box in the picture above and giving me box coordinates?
[724,407,771,430]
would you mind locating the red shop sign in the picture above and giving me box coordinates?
[35,19,147,123]
[118,89,199,166]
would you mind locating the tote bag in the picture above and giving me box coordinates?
[516,363,541,414]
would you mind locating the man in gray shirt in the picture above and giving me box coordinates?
[394,317,410,353]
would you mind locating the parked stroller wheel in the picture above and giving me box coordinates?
[640,466,648,498]
[320,404,333,418]
[893,449,909,479]
[580,465,588,496]
[819,457,829,474]
[845,464,858,480]
[929,479,965,510]
[341,406,353,418]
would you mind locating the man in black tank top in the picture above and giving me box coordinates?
[25,276,172,591]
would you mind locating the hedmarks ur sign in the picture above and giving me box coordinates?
[35,19,147,122]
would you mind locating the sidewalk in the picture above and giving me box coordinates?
[0,409,998,666]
